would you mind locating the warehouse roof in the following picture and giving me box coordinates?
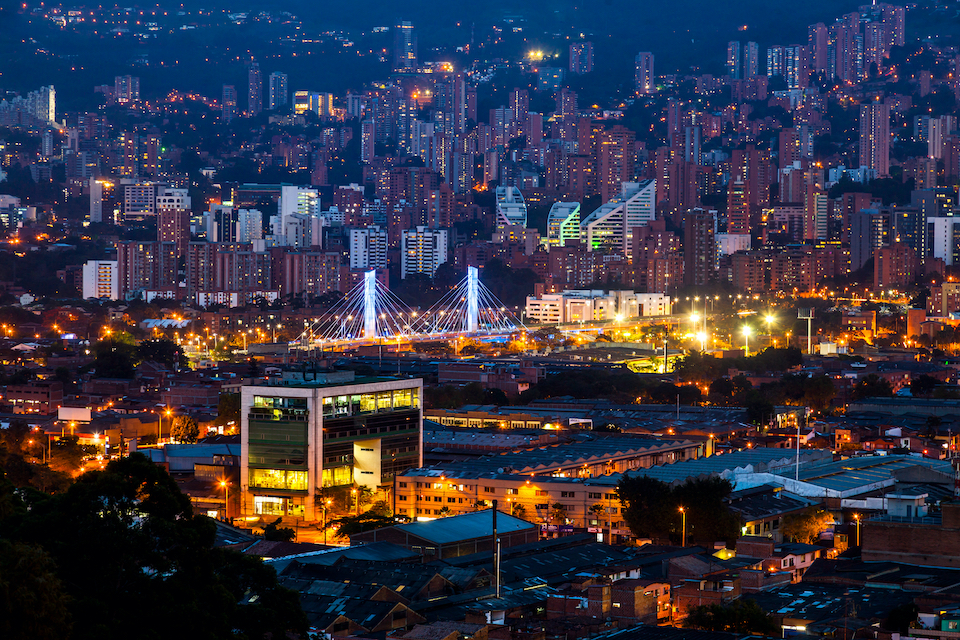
[387,509,535,545]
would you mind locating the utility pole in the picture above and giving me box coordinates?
[492,500,500,598]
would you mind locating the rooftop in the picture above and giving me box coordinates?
[777,455,954,495]
[616,448,831,486]
[386,509,536,545]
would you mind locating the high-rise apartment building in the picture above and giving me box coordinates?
[804,187,830,241]
[851,208,892,270]
[684,126,702,165]
[394,21,417,71]
[726,41,742,79]
[268,72,288,110]
[81,260,119,300]
[349,226,388,270]
[116,241,179,299]
[580,180,656,254]
[569,42,594,74]
[635,52,655,94]
[928,217,960,266]
[222,85,237,123]
[495,186,528,228]
[361,120,375,163]
[726,178,750,235]
[546,202,581,247]
[89,177,109,223]
[158,208,190,254]
[767,45,785,78]
[874,242,917,291]
[114,75,140,103]
[880,3,906,49]
[248,61,262,117]
[744,42,760,79]
[808,23,829,74]
[598,125,636,203]
[683,208,716,287]
[860,101,891,177]
[401,227,448,279]
[784,45,809,89]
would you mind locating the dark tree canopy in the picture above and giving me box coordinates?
[851,373,894,401]
[137,338,187,369]
[92,338,137,379]
[0,455,307,640]
[616,476,740,546]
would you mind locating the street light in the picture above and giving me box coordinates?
[765,314,775,346]
[679,506,686,547]
[158,408,171,443]
[696,332,707,352]
[323,498,332,545]
[853,513,861,548]
[742,326,752,357]
[219,480,230,522]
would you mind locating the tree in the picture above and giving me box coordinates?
[0,539,72,640]
[618,475,739,546]
[781,509,833,544]
[851,374,894,401]
[170,415,200,443]
[92,338,137,378]
[137,338,186,369]
[262,517,295,542]
[368,500,392,517]
[511,503,527,519]
[47,435,84,476]
[910,375,940,398]
[216,392,240,426]
[588,503,606,523]
[616,476,677,542]
[328,512,403,538]
[0,454,307,640]
[550,502,568,524]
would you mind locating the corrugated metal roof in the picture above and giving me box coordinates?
[391,509,535,544]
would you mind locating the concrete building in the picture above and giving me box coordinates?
[401,227,448,279]
[81,260,119,300]
[349,226,388,270]
[240,370,422,521]
[222,84,237,123]
[874,242,917,291]
[524,290,671,324]
[634,52,655,94]
[8,381,64,414]
[495,186,527,228]
[928,216,960,266]
[863,501,960,568]
[248,61,262,117]
[393,434,705,533]
[581,180,656,254]
[683,208,716,287]
[268,72,288,110]
[546,202,581,247]
[569,42,594,74]
[860,101,891,177]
